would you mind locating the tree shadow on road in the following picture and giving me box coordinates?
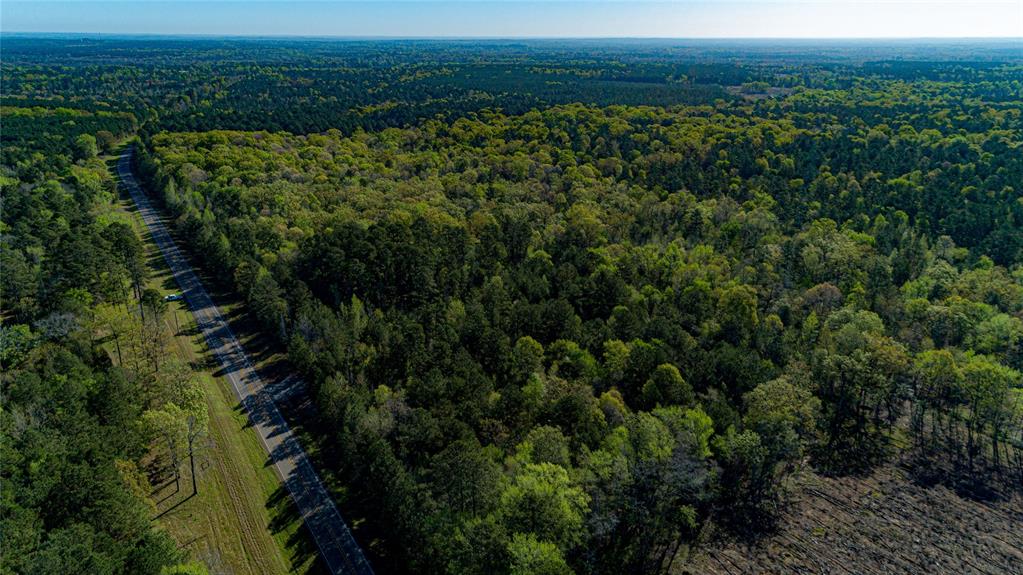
[267,484,330,575]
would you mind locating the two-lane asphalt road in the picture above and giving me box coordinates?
[118,148,373,575]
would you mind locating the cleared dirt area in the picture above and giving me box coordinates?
[683,463,1023,575]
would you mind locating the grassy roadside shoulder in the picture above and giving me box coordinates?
[114,150,375,558]
[105,151,325,575]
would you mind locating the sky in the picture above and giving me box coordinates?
[2,1,1022,38]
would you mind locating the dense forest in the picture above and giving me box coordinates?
[0,111,206,572]
[3,38,1022,575]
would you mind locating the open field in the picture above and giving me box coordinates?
[684,462,1023,575]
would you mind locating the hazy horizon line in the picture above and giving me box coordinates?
[5,31,1021,41]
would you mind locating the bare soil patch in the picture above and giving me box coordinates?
[684,463,1023,575]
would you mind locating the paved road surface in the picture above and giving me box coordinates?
[118,148,373,575]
